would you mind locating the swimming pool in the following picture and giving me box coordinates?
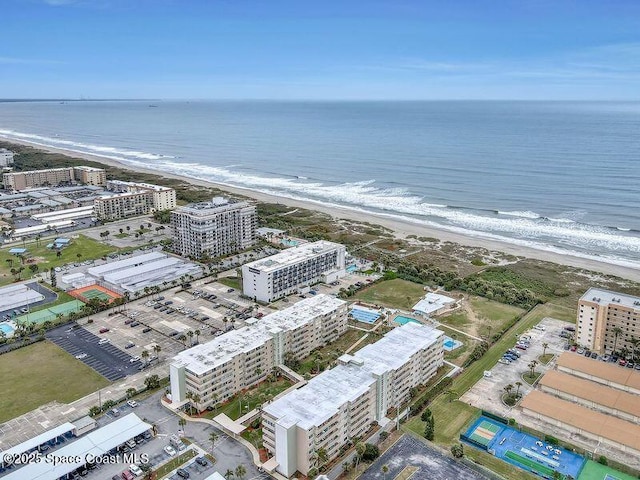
[0,322,15,337]
[394,315,421,325]
[281,238,299,247]
[443,336,463,351]
[346,265,358,273]
[351,307,381,324]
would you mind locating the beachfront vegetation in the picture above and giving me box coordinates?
[353,278,425,309]
[0,341,110,422]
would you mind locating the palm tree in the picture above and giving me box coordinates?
[382,464,389,480]
[224,469,234,479]
[209,431,219,452]
[612,326,623,354]
[141,349,149,364]
[187,330,194,346]
[354,442,367,472]
[504,384,513,398]
[515,381,523,398]
[191,393,201,414]
[316,447,329,469]
[234,465,246,480]
[528,360,538,378]
[630,336,640,362]
[194,329,200,344]
[178,334,187,348]
[178,417,187,433]
[542,342,549,357]
[153,344,161,359]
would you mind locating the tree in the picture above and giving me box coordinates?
[126,387,137,399]
[451,443,464,458]
[224,469,234,479]
[144,374,160,390]
[528,360,538,378]
[354,442,367,472]
[209,431,219,452]
[194,329,201,344]
[504,384,514,397]
[234,464,246,480]
[153,344,161,358]
[542,342,549,357]
[141,349,150,364]
[515,381,523,398]
[178,417,187,433]
[382,464,389,480]
[612,326,623,354]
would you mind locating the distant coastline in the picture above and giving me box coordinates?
[2,134,640,283]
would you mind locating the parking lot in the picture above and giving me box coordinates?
[82,216,173,249]
[0,282,58,320]
[46,324,140,381]
[359,434,484,480]
[461,316,569,417]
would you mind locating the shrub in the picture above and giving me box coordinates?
[362,443,379,462]
[462,341,489,368]
[598,455,608,466]
[379,431,389,441]
[508,418,516,426]
[450,443,464,458]
[544,435,559,445]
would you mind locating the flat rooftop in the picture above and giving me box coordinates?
[88,251,166,277]
[521,390,640,453]
[580,287,640,309]
[243,240,344,273]
[263,322,443,429]
[175,196,252,216]
[540,370,640,419]
[556,352,640,392]
[172,295,346,375]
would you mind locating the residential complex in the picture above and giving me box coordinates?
[169,295,347,410]
[95,180,177,220]
[0,148,14,167]
[242,240,346,303]
[576,288,640,354]
[261,322,444,477]
[522,352,640,458]
[2,166,106,191]
[170,196,256,259]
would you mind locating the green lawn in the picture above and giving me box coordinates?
[0,341,110,422]
[29,288,75,314]
[217,277,242,290]
[0,234,117,286]
[295,328,371,375]
[438,296,525,339]
[469,296,525,324]
[354,278,425,309]
[439,311,470,329]
[538,353,554,364]
[578,460,638,480]
[204,378,293,421]
[522,372,542,385]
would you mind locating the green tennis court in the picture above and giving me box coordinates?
[467,419,501,446]
[80,288,112,301]
[505,450,560,478]
[16,300,85,325]
[578,460,637,480]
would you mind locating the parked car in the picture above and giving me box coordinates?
[515,344,527,350]
[125,342,135,349]
[129,464,143,476]
[590,352,598,359]
[619,359,627,366]
[227,288,235,293]
[127,400,138,408]
[163,445,176,456]
[498,358,511,365]
[577,348,585,354]
[142,327,152,333]
[121,472,134,480]
[130,356,141,363]
[195,457,208,466]
[176,469,190,479]
[111,408,120,417]
[99,327,110,333]
[570,345,577,352]
[75,353,88,359]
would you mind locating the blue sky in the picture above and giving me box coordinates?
[2,0,640,99]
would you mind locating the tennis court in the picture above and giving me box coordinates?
[577,460,637,480]
[69,284,121,303]
[464,416,585,480]
[16,300,85,325]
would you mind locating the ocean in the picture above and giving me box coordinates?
[1,100,639,267]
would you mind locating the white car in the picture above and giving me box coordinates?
[127,400,138,408]
[130,356,141,363]
[98,338,110,345]
[75,353,88,359]
[129,464,143,476]
[163,445,176,456]
[498,358,511,365]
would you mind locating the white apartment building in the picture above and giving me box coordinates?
[242,241,346,303]
[262,322,444,478]
[170,197,256,259]
[577,288,640,354]
[169,295,347,410]
[2,166,106,191]
[95,179,177,220]
[0,149,14,167]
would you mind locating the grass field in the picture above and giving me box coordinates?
[438,296,525,338]
[153,450,196,479]
[578,460,638,480]
[404,303,572,480]
[217,276,242,290]
[0,341,110,422]
[0,235,118,286]
[354,279,425,309]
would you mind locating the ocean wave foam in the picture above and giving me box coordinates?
[497,210,541,219]
[0,129,173,161]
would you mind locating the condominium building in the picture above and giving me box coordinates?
[576,288,640,354]
[2,166,106,191]
[169,295,347,410]
[170,197,256,259]
[95,180,177,220]
[72,165,107,186]
[242,241,346,303]
[261,322,444,478]
[0,149,14,167]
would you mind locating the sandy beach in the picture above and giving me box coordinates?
[3,136,640,282]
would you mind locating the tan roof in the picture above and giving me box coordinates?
[539,370,640,418]
[521,391,640,453]
[556,352,640,391]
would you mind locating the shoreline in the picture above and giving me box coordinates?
[3,135,640,282]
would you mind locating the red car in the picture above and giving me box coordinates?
[570,345,577,352]
[121,470,134,480]
[99,327,110,333]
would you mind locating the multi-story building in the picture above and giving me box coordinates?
[576,288,640,354]
[261,322,444,478]
[95,180,177,220]
[242,241,346,303]
[0,149,14,167]
[169,295,347,410]
[2,166,106,191]
[170,197,256,259]
[72,165,107,186]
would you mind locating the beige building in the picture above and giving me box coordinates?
[0,148,14,168]
[2,166,107,191]
[576,288,640,354]
[262,322,444,478]
[169,295,347,410]
[95,180,177,220]
[171,197,256,259]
